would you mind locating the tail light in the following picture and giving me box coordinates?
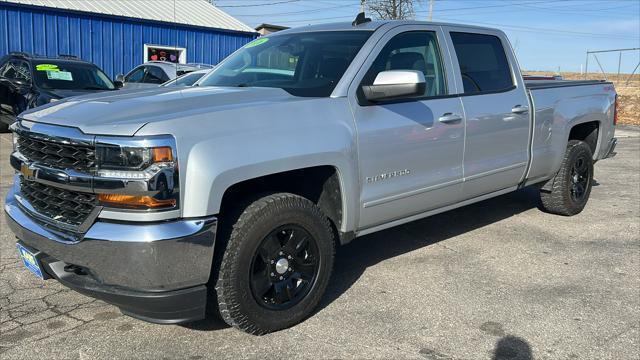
[613,95,619,125]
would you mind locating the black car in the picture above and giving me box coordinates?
[0,52,120,132]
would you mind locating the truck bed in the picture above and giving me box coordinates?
[525,79,610,90]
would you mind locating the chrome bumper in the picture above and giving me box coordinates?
[5,186,217,292]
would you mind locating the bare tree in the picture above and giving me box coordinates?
[367,0,423,20]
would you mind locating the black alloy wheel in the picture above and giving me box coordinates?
[569,155,590,203]
[250,225,320,310]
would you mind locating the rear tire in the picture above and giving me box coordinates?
[214,193,334,335]
[539,140,594,216]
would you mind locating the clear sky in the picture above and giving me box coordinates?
[214,0,640,74]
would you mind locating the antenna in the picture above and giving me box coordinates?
[352,12,371,27]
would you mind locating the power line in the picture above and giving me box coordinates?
[216,0,300,8]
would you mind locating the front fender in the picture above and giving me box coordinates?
[136,97,360,233]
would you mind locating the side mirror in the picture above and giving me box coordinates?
[115,74,125,83]
[113,80,124,89]
[362,70,426,102]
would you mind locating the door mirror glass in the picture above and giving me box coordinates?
[362,70,426,102]
[113,80,124,89]
[115,73,125,83]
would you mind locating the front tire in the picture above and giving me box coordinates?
[539,140,594,216]
[215,193,335,335]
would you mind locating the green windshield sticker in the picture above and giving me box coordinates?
[36,64,59,71]
[46,71,73,81]
[245,38,269,48]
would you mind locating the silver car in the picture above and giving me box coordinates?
[116,62,212,89]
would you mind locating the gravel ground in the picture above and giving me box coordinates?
[0,128,639,360]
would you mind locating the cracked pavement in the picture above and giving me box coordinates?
[1,128,639,359]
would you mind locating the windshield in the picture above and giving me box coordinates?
[32,61,115,90]
[162,71,207,87]
[198,31,372,97]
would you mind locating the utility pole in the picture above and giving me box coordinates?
[427,0,434,21]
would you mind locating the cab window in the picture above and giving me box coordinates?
[450,32,514,94]
[362,31,447,97]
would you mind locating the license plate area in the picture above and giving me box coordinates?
[16,242,48,280]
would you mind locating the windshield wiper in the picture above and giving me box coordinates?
[82,86,110,90]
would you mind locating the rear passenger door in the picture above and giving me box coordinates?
[349,25,465,230]
[444,29,530,199]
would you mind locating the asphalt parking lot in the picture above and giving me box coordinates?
[1,128,638,360]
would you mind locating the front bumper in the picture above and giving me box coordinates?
[5,186,217,324]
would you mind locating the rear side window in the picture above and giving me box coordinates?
[450,32,513,94]
[363,31,447,97]
[144,66,170,84]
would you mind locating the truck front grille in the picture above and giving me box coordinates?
[20,178,97,227]
[17,132,96,171]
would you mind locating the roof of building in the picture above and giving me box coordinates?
[255,23,289,31]
[1,0,255,33]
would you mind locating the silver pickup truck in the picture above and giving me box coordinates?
[5,20,618,335]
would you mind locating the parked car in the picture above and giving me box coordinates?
[161,69,210,87]
[0,52,118,132]
[116,62,212,89]
[6,19,618,335]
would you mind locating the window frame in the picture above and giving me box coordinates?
[350,25,457,107]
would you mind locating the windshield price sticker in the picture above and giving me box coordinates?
[46,71,73,81]
[36,64,59,71]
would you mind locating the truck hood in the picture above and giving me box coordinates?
[20,86,301,136]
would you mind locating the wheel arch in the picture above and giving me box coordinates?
[193,158,358,244]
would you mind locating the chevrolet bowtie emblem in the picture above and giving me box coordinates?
[20,163,36,180]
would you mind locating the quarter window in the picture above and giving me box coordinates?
[450,32,513,94]
[362,31,447,97]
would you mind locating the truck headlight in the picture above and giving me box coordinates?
[95,136,178,210]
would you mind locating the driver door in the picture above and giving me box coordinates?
[348,25,466,230]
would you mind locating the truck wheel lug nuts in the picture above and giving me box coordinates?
[279,276,283,280]
[270,272,275,276]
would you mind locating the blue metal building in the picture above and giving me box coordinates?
[0,0,257,78]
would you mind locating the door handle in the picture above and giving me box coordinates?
[511,105,529,114]
[438,113,462,123]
